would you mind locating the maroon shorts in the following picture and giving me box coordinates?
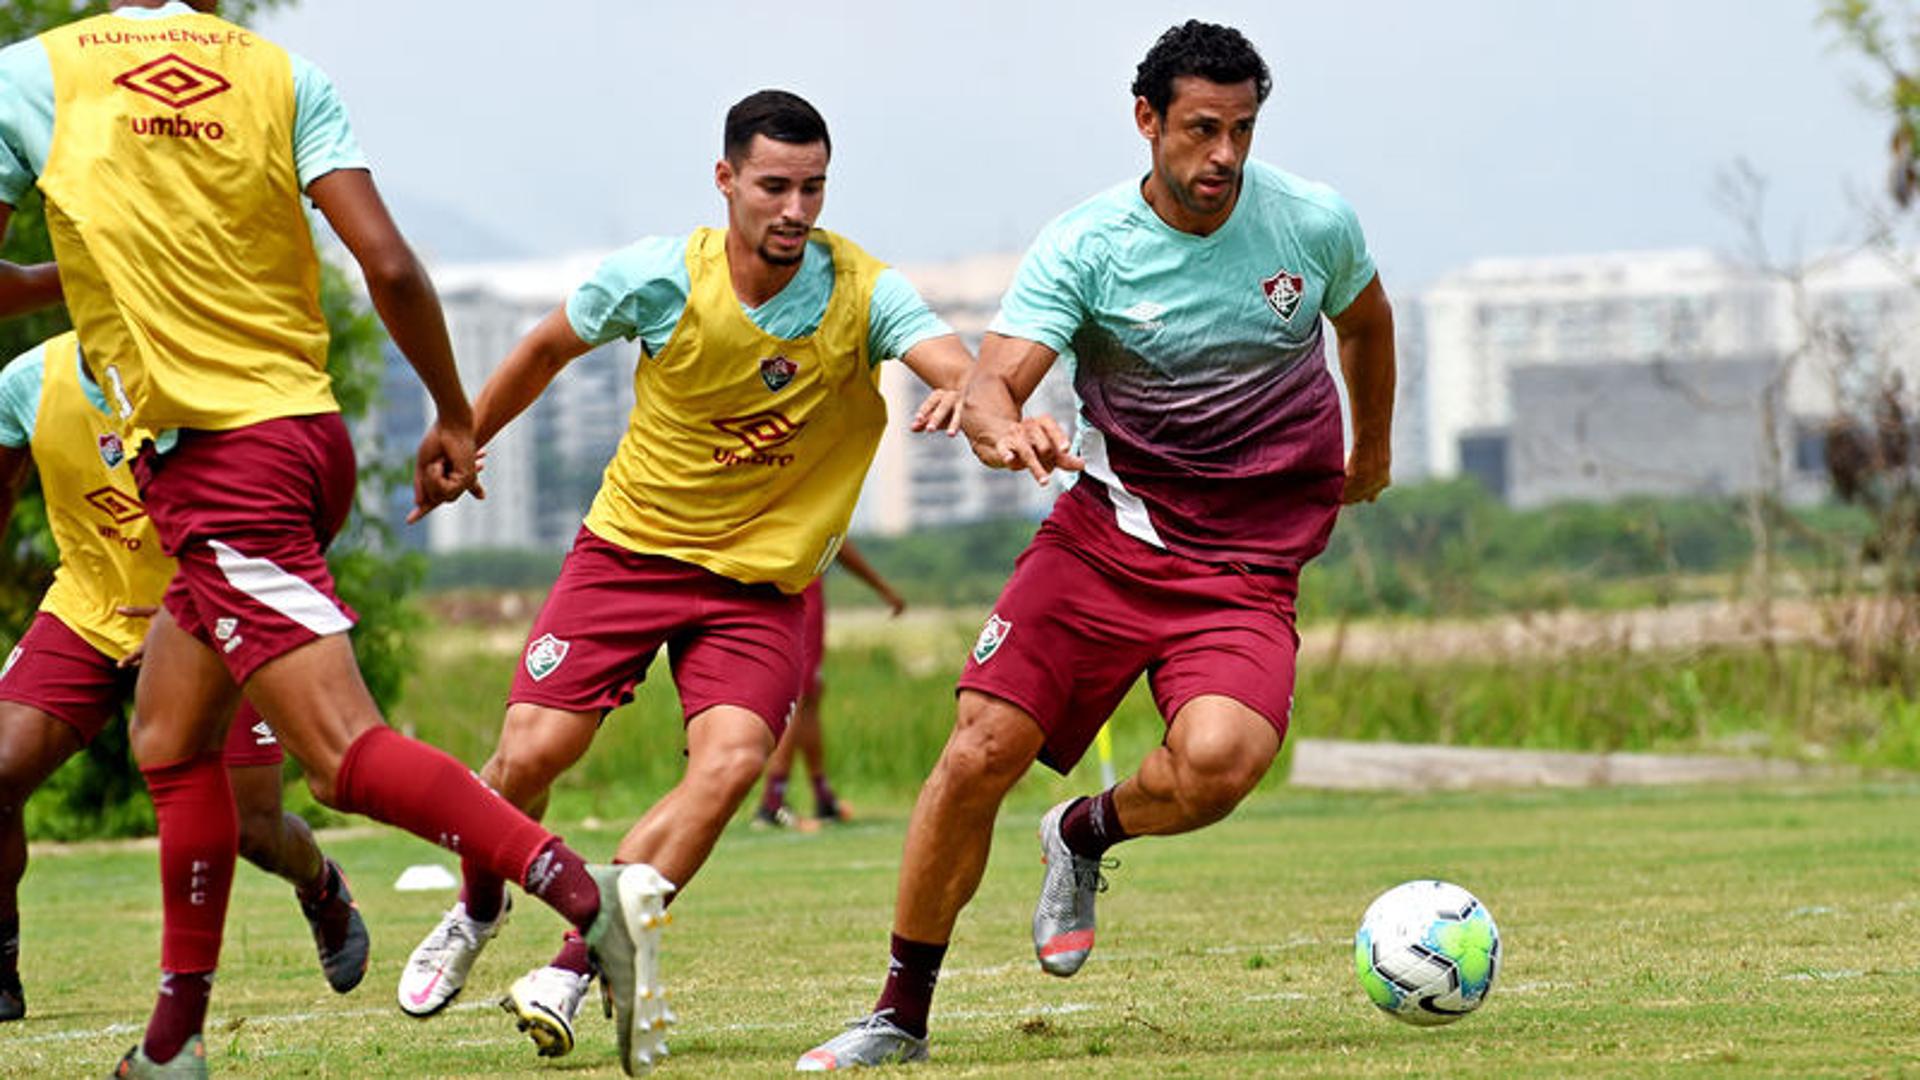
[133,414,359,684]
[0,611,136,742]
[798,580,826,698]
[0,611,284,765]
[957,498,1302,774]
[508,527,806,737]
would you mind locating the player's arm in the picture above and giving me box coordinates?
[1329,274,1395,504]
[0,205,62,318]
[472,306,594,448]
[962,332,1084,485]
[897,333,971,435]
[0,442,30,539]
[833,539,905,615]
[305,168,480,519]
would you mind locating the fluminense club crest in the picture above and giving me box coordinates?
[97,432,125,469]
[525,632,570,682]
[760,355,798,392]
[972,613,1012,665]
[1262,268,1306,323]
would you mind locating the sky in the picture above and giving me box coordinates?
[257,0,1891,289]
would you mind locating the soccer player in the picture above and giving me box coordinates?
[398,90,969,1063]
[0,4,661,1076]
[798,21,1396,1069]
[752,540,906,829]
[0,331,371,1022]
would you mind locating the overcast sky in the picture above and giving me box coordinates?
[257,0,1889,288]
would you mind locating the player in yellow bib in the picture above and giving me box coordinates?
[399,90,970,1064]
[0,332,371,1022]
[2,4,665,1076]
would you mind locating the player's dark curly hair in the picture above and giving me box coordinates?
[724,89,831,162]
[1131,21,1271,116]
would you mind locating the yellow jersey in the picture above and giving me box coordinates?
[583,228,889,593]
[36,10,336,436]
[30,333,174,660]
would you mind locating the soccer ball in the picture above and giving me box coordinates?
[1353,879,1501,1026]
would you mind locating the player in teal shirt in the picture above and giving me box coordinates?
[801,22,1398,1070]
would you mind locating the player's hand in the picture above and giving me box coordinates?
[884,591,906,617]
[410,419,487,523]
[1342,442,1391,504]
[974,413,1084,486]
[114,605,158,668]
[912,387,964,436]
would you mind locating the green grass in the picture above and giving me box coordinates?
[8,781,1920,1077]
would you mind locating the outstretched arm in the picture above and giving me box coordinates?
[1328,275,1395,505]
[960,332,1083,485]
[471,306,595,448]
[897,333,972,436]
[306,168,478,519]
[0,204,62,318]
[833,539,904,615]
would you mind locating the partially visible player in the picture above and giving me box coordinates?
[799,21,1396,1069]
[753,540,905,829]
[0,4,660,1076]
[0,332,369,1022]
[397,90,969,1064]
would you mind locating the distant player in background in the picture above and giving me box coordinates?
[0,4,660,1076]
[800,21,1396,1069]
[0,332,369,1023]
[753,540,905,829]
[398,90,970,1066]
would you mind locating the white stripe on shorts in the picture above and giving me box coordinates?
[208,539,353,638]
[1076,426,1166,549]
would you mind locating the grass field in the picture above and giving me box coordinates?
[9,780,1919,1077]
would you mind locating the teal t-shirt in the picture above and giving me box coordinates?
[566,235,951,363]
[0,0,366,205]
[0,339,113,448]
[988,159,1378,567]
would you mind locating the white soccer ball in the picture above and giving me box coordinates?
[1353,879,1501,1026]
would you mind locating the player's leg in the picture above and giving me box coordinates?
[1112,695,1281,835]
[225,704,370,996]
[124,607,243,1070]
[0,612,122,1023]
[611,704,775,884]
[399,701,597,1018]
[0,702,86,1022]
[754,698,804,828]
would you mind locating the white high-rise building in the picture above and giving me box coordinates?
[1410,247,1920,488]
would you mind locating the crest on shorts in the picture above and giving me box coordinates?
[759,355,798,392]
[972,613,1012,665]
[97,432,125,469]
[1261,268,1307,323]
[525,632,570,682]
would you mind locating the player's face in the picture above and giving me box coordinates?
[1137,75,1260,232]
[717,135,829,268]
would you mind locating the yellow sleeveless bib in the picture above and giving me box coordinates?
[36,12,335,436]
[31,333,175,660]
[583,228,888,593]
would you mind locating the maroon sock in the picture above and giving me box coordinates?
[873,933,946,1038]
[460,860,507,924]
[550,929,592,976]
[811,774,836,809]
[1060,789,1130,860]
[761,774,789,813]
[143,970,212,1063]
[142,752,237,976]
[332,726,553,892]
[522,837,600,930]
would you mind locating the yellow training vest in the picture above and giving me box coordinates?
[36,12,336,436]
[31,333,174,661]
[583,228,888,593]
